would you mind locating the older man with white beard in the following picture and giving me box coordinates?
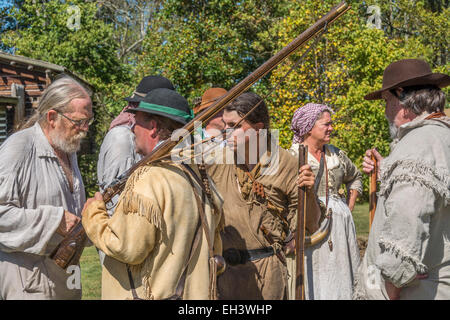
[354,59,450,300]
[0,77,93,300]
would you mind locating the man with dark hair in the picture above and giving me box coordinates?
[96,76,174,264]
[355,59,450,300]
[207,91,321,299]
[82,88,224,300]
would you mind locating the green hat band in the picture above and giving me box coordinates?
[139,101,194,122]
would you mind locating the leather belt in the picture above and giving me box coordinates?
[223,247,275,266]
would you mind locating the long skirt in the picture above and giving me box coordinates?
[287,195,361,300]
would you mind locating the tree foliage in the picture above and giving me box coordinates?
[137,0,289,103]
[268,0,448,199]
[1,0,131,195]
[1,0,448,198]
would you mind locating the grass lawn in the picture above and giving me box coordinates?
[353,202,370,240]
[80,246,102,300]
[79,202,371,300]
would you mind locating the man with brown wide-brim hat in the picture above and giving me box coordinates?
[194,87,227,139]
[354,59,450,300]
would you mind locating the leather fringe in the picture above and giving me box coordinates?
[120,191,162,230]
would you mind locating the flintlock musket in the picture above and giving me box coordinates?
[51,1,350,271]
[369,153,378,229]
[102,1,351,203]
[296,145,308,300]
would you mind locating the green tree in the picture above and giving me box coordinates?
[137,0,289,103]
[267,0,441,200]
[375,0,449,68]
[1,0,131,196]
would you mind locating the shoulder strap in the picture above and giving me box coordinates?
[166,215,202,300]
[314,150,325,194]
[165,164,213,300]
[425,112,446,120]
[179,163,217,300]
[181,164,215,256]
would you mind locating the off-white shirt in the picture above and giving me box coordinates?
[355,114,450,300]
[0,122,85,299]
[97,125,142,215]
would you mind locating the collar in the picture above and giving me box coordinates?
[259,150,272,167]
[258,133,275,167]
[396,111,432,140]
[33,123,59,158]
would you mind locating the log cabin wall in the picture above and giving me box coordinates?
[0,60,47,117]
[0,52,92,150]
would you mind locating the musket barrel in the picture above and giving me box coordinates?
[295,145,308,300]
[103,1,350,203]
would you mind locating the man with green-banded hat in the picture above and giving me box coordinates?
[96,76,175,265]
[82,88,224,300]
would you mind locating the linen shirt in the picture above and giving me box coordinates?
[97,125,142,215]
[0,122,85,299]
[355,114,450,300]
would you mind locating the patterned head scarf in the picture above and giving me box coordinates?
[291,103,334,144]
[108,103,137,131]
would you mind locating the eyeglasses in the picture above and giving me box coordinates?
[55,110,94,127]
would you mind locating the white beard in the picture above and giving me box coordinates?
[49,122,86,154]
[388,121,398,140]
[386,116,400,150]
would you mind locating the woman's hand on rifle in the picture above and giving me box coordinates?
[296,164,320,233]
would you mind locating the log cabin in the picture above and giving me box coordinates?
[0,51,92,145]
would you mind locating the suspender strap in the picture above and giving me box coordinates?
[314,149,329,207]
[314,150,325,194]
[125,164,209,300]
[126,264,143,300]
[180,163,217,300]
[167,215,202,300]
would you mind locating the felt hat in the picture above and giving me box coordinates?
[124,76,175,102]
[364,59,450,100]
[126,88,193,125]
[193,88,227,115]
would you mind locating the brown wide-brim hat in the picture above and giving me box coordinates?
[364,59,450,100]
[193,87,227,115]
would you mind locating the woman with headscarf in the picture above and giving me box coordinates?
[287,103,362,300]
